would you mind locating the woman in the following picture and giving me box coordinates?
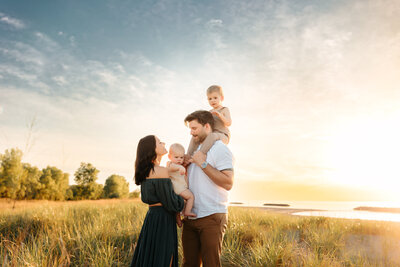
[131,135,184,267]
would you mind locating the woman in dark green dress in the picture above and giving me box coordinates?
[131,135,184,267]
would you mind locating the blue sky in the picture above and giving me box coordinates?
[1,0,400,201]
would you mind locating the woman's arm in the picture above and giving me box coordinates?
[149,166,184,212]
[154,179,184,213]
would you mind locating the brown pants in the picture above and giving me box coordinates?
[182,213,228,267]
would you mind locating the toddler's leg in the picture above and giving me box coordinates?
[180,189,196,217]
[199,132,228,154]
[187,136,200,156]
[218,132,229,145]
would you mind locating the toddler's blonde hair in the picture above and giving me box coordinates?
[206,85,224,98]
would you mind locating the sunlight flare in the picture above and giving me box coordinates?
[325,113,400,195]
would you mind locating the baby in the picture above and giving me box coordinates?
[187,85,232,155]
[167,143,196,217]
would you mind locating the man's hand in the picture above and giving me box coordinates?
[192,151,207,167]
[183,154,192,167]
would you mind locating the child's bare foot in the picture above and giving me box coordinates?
[184,211,197,217]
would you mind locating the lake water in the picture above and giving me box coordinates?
[229,200,400,223]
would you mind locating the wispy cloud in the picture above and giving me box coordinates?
[52,76,67,86]
[0,12,26,29]
[0,42,44,66]
[206,19,223,29]
[0,64,37,82]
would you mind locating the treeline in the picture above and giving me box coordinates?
[0,148,139,201]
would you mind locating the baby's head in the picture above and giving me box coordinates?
[207,85,224,109]
[168,143,185,165]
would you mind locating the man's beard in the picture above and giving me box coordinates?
[193,133,206,143]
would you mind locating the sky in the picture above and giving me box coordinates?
[1,0,400,202]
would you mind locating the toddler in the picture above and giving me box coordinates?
[187,85,232,155]
[167,143,196,217]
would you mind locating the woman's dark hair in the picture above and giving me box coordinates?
[134,135,157,185]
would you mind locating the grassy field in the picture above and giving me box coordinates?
[1,199,400,266]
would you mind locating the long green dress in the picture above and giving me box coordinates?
[131,178,184,267]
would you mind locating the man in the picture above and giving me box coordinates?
[182,110,234,267]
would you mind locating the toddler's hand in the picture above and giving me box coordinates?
[179,168,186,175]
[211,110,221,117]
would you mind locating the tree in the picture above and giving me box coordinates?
[67,185,84,200]
[74,162,99,185]
[0,148,71,202]
[0,148,24,201]
[85,183,103,200]
[72,162,102,200]
[103,175,129,199]
[129,189,140,199]
[37,166,69,200]
[20,163,43,200]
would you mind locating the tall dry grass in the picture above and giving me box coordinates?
[1,199,400,266]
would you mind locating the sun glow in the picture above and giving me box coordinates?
[325,113,400,195]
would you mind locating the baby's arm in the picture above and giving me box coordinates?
[212,107,232,127]
[179,165,186,175]
[167,162,181,173]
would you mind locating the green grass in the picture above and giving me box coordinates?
[1,200,400,266]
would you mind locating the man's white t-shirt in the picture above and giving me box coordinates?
[187,140,234,219]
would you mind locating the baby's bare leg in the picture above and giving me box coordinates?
[180,189,196,217]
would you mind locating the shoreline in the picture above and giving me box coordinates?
[230,205,400,223]
[231,205,323,215]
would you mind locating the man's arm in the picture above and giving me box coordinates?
[191,151,234,191]
[202,166,233,191]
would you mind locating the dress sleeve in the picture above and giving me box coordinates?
[155,179,184,213]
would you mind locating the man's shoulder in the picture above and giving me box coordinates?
[209,141,232,155]
[210,140,226,149]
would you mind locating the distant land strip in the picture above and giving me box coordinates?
[354,207,400,213]
[263,203,290,207]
